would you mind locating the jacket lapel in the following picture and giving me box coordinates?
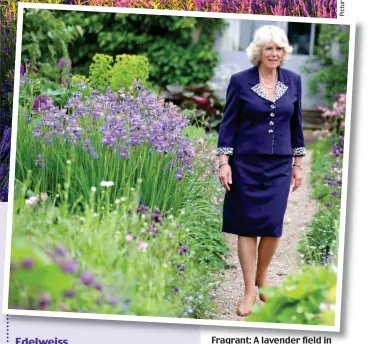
[249,66,289,103]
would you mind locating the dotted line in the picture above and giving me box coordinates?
[6,315,9,343]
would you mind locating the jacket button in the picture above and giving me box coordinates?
[268,129,273,133]
[270,113,275,117]
[269,121,274,125]
[270,104,276,109]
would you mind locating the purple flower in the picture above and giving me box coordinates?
[171,286,179,293]
[55,244,68,257]
[152,213,162,223]
[35,154,44,167]
[80,270,95,286]
[325,202,330,208]
[107,296,120,305]
[176,264,185,272]
[58,57,72,71]
[93,281,103,291]
[63,289,75,298]
[38,292,51,310]
[178,245,189,255]
[0,181,9,202]
[32,95,53,112]
[61,259,78,274]
[22,258,34,269]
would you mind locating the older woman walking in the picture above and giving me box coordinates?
[217,25,305,317]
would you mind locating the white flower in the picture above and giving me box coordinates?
[91,186,97,192]
[66,160,71,165]
[40,192,48,201]
[180,210,185,215]
[100,181,114,187]
[137,241,148,251]
[25,196,38,206]
[319,302,329,312]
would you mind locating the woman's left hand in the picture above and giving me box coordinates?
[291,166,303,192]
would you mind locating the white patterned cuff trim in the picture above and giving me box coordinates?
[292,147,306,156]
[216,147,234,156]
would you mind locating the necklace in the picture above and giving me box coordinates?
[259,71,278,89]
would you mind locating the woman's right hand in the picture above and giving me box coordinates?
[218,163,232,191]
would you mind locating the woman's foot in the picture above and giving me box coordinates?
[236,292,256,317]
[255,272,270,302]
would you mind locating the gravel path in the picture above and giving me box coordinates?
[213,150,319,320]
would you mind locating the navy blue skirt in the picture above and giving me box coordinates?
[222,154,293,237]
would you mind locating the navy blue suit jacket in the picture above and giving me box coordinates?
[217,66,306,157]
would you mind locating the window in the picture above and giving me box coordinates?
[216,20,319,56]
[287,23,319,55]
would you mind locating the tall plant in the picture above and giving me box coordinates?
[21,8,81,82]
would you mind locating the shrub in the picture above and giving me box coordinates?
[57,12,226,88]
[246,265,337,325]
[71,74,90,86]
[21,8,80,83]
[110,54,149,92]
[88,53,113,92]
[88,53,150,92]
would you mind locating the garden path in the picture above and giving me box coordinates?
[213,150,319,321]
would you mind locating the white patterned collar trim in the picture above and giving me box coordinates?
[251,81,288,103]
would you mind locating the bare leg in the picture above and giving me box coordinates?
[256,237,280,301]
[237,236,257,316]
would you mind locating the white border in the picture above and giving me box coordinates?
[2,2,356,333]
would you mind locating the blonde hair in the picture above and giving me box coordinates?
[246,25,293,66]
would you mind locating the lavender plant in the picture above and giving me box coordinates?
[0,126,11,201]
[16,78,204,213]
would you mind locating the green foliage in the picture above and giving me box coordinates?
[310,137,336,202]
[297,207,339,266]
[302,25,350,104]
[247,265,337,325]
[71,74,90,86]
[89,53,114,92]
[10,238,73,296]
[298,136,342,266]
[88,53,149,92]
[10,179,217,317]
[21,9,81,82]
[19,73,91,109]
[56,12,227,88]
[110,54,150,91]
